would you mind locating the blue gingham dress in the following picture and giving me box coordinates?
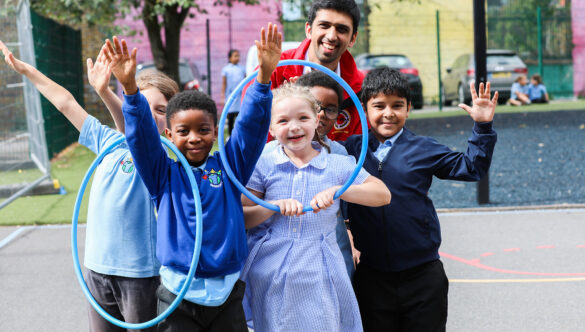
[242,144,369,332]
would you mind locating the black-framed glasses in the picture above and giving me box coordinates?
[317,104,339,120]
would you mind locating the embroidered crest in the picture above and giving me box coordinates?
[120,157,134,174]
[202,169,223,187]
[334,109,351,130]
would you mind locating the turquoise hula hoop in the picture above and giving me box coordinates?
[218,59,368,213]
[71,136,203,329]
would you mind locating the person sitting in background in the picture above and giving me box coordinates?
[527,74,549,104]
[508,75,530,106]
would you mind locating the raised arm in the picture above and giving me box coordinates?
[458,81,498,123]
[224,23,281,183]
[87,45,124,132]
[433,81,498,180]
[103,36,138,96]
[1,40,87,131]
[256,22,282,84]
[103,36,169,196]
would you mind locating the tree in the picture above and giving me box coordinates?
[14,0,260,85]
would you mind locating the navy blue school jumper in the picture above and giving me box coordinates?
[343,122,497,332]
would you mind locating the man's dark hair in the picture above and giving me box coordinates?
[228,49,239,59]
[361,67,411,106]
[296,71,344,108]
[166,90,217,127]
[307,0,360,35]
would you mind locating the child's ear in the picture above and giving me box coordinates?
[406,102,412,117]
[164,128,172,141]
[214,125,219,140]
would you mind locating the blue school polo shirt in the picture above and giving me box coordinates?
[79,116,159,278]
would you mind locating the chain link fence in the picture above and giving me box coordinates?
[283,2,581,105]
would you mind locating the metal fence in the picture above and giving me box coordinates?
[0,0,52,209]
[283,3,580,104]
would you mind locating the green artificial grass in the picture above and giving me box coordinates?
[0,168,45,186]
[0,144,93,226]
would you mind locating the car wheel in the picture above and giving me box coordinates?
[441,86,451,106]
[458,83,470,105]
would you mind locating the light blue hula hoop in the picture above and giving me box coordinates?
[219,59,368,213]
[71,136,203,330]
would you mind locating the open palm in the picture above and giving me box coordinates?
[103,36,136,87]
[256,22,282,76]
[459,81,499,123]
[0,40,27,74]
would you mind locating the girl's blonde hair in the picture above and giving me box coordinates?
[272,83,330,152]
[136,69,179,101]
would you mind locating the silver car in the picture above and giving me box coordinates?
[441,50,527,105]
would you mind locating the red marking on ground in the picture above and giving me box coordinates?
[504,248,520,252]
[439,251,585,276]
[480,252,494,257]
[536,245,555,249]
[577,245,585,248]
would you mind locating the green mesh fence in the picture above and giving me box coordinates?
[31,10,83,158]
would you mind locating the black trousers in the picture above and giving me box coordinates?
[354,260,449,332]
[156,280,248,332]
[86,269,159,332]
[227,113,239,136]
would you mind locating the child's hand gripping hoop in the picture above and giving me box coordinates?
[71,136,203,329]
[219,59,368,213]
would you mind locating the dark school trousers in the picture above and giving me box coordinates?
[156,280,248,332]
[354,259,449,332]
[227,112,239,136]
[86,269,160,332]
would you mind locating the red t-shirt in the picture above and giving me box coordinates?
[244,38,366,142]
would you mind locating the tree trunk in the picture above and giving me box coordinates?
[142,0,167,72]
[141,1,189,88]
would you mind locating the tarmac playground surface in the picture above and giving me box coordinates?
[1,208,585,331]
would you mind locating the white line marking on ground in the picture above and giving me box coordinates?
[0,224,85,250]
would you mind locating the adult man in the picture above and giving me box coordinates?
[250,0,364,141]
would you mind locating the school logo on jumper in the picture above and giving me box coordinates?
[202,169,223,187]
[334,109,350,130]
[120,157,134,174]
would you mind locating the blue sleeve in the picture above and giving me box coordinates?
[224,80,272,185]
[540,84,547,94]
[78,115,123,155]
[221,65,228,77]
[432,121,497,181]
[122,91,170,198]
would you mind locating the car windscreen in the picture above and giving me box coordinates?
[363,55,412,69]
[486,55,525,67]
[179,63,194,82]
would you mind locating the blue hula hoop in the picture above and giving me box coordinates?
[218,59,368,213]
[71,136,203,329]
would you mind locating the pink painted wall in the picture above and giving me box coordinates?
[115,0,281,111]
[572,0,585,97]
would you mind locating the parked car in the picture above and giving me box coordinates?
[354,53,424,109]
[441,49,527,105]
[246,41,302,76]
[136,59,207,91]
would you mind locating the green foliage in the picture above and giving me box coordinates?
[487,0,572,61]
